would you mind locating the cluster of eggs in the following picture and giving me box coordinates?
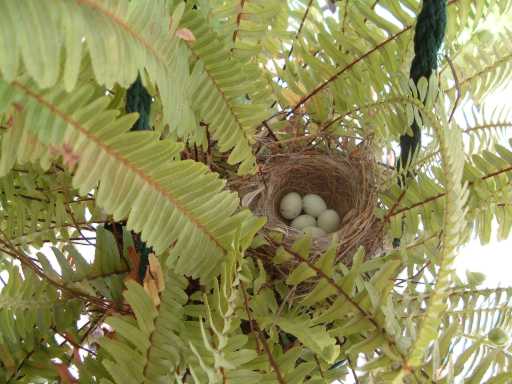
[279,192,340,237]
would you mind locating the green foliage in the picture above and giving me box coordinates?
[0,0,511,383]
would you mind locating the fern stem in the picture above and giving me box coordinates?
[10,80,227,254]
[54,327,97,356]
[284,0,315,64]
[239,280,285,383]
[446,51,512,93]
[0,232,126,313]
[287,26,412,116]
[347,356,360,384]
[391,165,512,217]
[232,0,247,43]
[266,238,406,359]
[285,0,460,116]
[464,122,512,133]
[75,0,165,63]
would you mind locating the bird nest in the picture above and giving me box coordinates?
[233,142,383,272]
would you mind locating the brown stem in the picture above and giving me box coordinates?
[284,0,315,65]
[268,238,380,329]
[464,122,512,134]
[384,190,406,223]
[239,281,285,383]
[239,280,262,354]
[347,357,360,384]
[54,328,97,356]
[232,0,247,43]
[313,354,325,379]
[0,233,127,313]
[262,121,283,149]
[65,205,94,246]
[391,165,512,217]
[6,350,35,383]
[287,27,412,116]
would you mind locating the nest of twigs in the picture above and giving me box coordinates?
[233,141,383,274]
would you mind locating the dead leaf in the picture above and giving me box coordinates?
[176,28,196,42]
[148,253,165,292]
[144,275,160,306]
[143,254,165,306]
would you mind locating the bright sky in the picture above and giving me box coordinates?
[455,236,512,288]
[454,84,512,288]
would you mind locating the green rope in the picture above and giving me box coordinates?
[126,74,153,280]
[393,0,447,248]
[398,0,447,171]
[126,74,152,131]
[106,74,153,282]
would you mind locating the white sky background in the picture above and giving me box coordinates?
[453,83,512,288]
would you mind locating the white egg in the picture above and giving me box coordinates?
[302,194,327,217]
[291,214,316,230]
[280,192,302,220]
[317,209,341,233]
[302,226,326,237]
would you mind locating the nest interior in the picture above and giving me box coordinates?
[238,148,382,266]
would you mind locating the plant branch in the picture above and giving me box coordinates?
[347,356,360,384]
[240,281,285,383]
[391,165,512,217]
[286,27,412,116]
[232,0,247,43]
[285,0,315,64]
[0,232,126,313]
[6,350,35,383]
[54,328,97,356]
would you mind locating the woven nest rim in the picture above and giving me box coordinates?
[235,148,383,265]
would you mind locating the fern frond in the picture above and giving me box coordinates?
[0,166,102,249]
[444,29,512,103]
[211,0,289,56]
[101,273,188,383]
[181,8,272,174]
[0,77,258,280]
[28,228,130,302]
[398,77,468,374]
[0,0,194,135]
[0,264,81,383]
